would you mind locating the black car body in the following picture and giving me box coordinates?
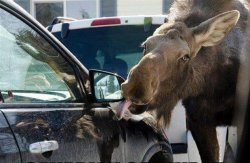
[0,1,172,162]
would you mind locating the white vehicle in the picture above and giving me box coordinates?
[47,15,236,162]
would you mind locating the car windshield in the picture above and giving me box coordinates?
[53,25,160,78]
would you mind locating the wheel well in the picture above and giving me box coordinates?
[148,151,172,163]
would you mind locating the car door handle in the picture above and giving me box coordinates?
[29,140,59,154]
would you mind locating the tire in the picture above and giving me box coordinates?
[148,151,173,163]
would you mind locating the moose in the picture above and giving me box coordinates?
[118,0,250,162]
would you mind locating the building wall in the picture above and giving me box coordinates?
[117,0,172,16]
[117,0,162,16]
[14,0,172,26]
[14,0,101,26]
[100,0,117,17]
[14,0,30,13]
[163,0,173,14]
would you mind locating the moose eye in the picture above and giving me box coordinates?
[181,54,190,61]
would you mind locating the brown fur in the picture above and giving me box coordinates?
[121,0,249,162]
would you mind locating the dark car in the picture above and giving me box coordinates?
[0,1,172,162]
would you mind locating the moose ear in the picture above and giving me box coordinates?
[192,10,240,47]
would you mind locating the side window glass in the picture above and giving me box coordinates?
[0,8,81,103]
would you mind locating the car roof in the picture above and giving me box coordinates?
[49,15,167,33]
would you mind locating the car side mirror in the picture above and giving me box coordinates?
[89,69,125,102]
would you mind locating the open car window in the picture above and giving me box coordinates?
[0,8,81,103]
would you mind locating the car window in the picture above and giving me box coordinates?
[53,25,160,78]
[0,8,81,103]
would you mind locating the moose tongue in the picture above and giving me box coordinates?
[115,100,132,120]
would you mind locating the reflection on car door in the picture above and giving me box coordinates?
[0,111,21,163]
[2,104,93,162]
[0,5,124,162]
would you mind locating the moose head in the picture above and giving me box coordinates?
[120,10,240,127]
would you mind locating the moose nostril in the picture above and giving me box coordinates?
[121,83,130,98]
[121,82,128,90]
[130,97,137,104]
[121,85,126,92]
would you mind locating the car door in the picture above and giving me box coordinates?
[0,3,124,162]
[0,111,21,163]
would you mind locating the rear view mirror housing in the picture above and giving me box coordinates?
[89,69,125,103]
